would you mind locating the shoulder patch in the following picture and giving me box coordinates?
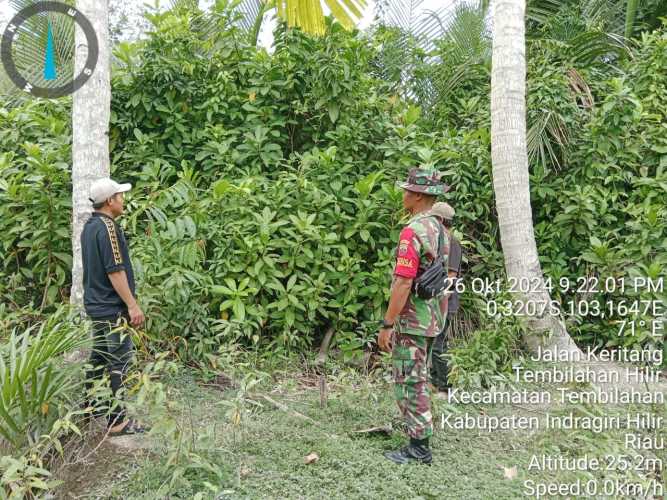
[398,227,416,256]
[102,218,123,265]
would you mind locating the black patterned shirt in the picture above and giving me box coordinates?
[81,212,135,318]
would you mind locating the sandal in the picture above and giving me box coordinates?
[108,418,151,436]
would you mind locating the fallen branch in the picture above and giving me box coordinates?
[351,425,392,436]
[261,394,318,426]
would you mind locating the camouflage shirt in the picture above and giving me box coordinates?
[392,212,449,337]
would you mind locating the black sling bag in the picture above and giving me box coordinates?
[413,217,449,300]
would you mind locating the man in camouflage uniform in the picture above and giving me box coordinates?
[378,168,450,465]
[429,202,462,391]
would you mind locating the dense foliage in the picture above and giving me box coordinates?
[1,5,665,362]
[107,14,453,359]
[532,27,667,349]
[0,101,73,309]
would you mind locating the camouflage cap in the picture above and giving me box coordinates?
[396,168,450,195]
[431,202,455,221]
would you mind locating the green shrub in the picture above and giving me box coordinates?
[0,101,73,310]
[447,297,525,389]
[105,12,460,354]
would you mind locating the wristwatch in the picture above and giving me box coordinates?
[379,320,394,329]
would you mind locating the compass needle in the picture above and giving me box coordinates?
[44,21,57,81]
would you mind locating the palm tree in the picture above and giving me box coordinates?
[70,0,111,309]
[372,1,492,105]
[490,0,582,356]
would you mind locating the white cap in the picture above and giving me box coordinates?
[431,202,455,221]
[89,178,132,204]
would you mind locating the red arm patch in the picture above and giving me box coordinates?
[394,227,419,278]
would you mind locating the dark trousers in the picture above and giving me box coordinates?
[85,312,133,426]
[430,315,452,390]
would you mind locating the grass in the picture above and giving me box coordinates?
[52,360,667,499]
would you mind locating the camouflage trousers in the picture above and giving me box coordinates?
[392,331,434,440]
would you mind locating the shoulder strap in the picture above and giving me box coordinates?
[425,215,445,262]
[450,234,462,275]
[431,215,445,257]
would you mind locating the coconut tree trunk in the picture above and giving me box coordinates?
[490,0,581,357]
[70,0,111,308]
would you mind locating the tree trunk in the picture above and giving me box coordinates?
[490,0,581,357]
[70,0,111,309]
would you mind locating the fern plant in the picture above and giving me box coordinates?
[0,307,89,451]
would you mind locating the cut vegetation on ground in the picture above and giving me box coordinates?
[52,361,667,499]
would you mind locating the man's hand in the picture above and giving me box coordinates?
[378,327,393,353]
[128,303,145,327]
[108,270,144,326]
[379,275,411,354]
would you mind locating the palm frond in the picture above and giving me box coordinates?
[624,0,639,38]
[430,63,474,100]
[232,0,265,32]
[566,30,629,64]
[0,308,90,449]
[526,0,631,65]
[247,2,271,46]
[175,0,271,49]
[527,111,566,170]
[566,67,594,108]
[581,0,622,28]
[375,0,490,50]
[581,0,626,37]
[526,0,562,25]
[8,0,43,11]
[421,3,491,107]
[528,0,639,39]
[431,4,491,61]
[372,0,430,89]
[221,0,272,46]
[273,0,367,35]
[374,0,423,31]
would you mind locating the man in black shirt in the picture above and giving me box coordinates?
[82,178,147,435]
[429,202,462,391]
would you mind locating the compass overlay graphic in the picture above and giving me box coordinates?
[1,1,98,98]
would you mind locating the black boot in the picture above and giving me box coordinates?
[384,438,432,465]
